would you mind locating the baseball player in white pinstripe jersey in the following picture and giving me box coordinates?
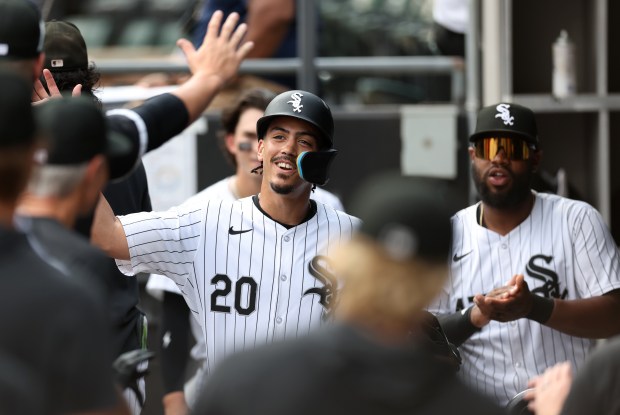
[146,87,346,414]
[93,90,360,390]
[429,103,620,406]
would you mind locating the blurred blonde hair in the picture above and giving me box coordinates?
[331,234,448,327]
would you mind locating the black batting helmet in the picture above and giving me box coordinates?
[256,90,334,149]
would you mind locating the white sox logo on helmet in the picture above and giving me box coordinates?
[287,92,304,113]
[495,103,514,126]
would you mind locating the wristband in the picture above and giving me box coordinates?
[526,295,555,323]
[437,306,481,348]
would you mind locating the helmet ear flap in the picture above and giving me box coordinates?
[297,149,338,186]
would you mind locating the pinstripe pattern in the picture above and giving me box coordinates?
[117,195,360,375]
[428,192,620,406]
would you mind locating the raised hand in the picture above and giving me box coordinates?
[32,69,82,105]
[176,10,254,86]
[171,10,254,122]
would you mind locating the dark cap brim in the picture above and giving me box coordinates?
[469,129,538,145]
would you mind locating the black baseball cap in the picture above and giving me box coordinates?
[44,21,88,72]
[469,102,538,146]
[0,0,44,59]
[35,98,132,165]
[349,173,456,263]
[0,70,36,147]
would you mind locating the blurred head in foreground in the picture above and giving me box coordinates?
[331,173,456,334]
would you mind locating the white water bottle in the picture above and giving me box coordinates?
[552,30,576,98]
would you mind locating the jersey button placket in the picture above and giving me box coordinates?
[274,231,293,338]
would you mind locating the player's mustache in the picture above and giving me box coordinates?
[271,155,296,165]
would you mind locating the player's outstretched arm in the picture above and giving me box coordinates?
[172,10,254,123]
[91,193,131,261]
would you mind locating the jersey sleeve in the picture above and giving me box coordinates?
[105,94,189,181]
[146,273,182,300]
[571,203,620,298]
[115,203,204,287]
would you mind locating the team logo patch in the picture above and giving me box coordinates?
[51,59,64,68]
[495,103,514,126]
[287,92,304,113]
[303,255,336,321]
[526,254,568,299]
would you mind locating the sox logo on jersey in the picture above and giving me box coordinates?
[303,255,336,321]
[452,253,568,311]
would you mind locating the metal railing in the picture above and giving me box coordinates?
[95,56,466,103]
[94,1,466,103]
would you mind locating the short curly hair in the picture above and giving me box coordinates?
[43,63,102,108]
[218,88,276,168]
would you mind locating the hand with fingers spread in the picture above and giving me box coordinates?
[172,10,254,122]
[524,362,573,415]
[32,69,82,105]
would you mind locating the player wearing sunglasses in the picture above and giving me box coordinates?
[428,102,620,407]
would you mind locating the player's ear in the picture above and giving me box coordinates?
[224,133,236,154]
[468,146,476,162]
[257,139,264,161]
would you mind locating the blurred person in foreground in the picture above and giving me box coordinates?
[0,70,127,415]
[22,8,254,414]
[524,335,620,415]
[15,97,136,413]
[15,97,131,336]
[192,173,502,415]
[0,0,45,82]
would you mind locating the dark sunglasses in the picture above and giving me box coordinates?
[473,137,536,161]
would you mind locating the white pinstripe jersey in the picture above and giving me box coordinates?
[117,196,360,374]
[147,176,346,363]
[429,191,620,406]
